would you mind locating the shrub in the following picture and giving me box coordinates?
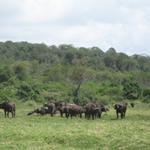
[143,88,150,99]
[17,82,41,101]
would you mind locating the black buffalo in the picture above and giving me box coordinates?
[65,104,85,119]
[27,107,48,116]
[0,101,16,117]
[84,103,99,120]
[114,102,128,119]
[44,102,56,117]
[84,102,109,120]
[55,101,68,117]
[27,102,56,116]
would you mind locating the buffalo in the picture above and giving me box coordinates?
[55,101,66,117]
[65,104,85,119]
[44,102,56,117]
[114,102,128,119]
[55,102,85,119]
[84,103,99,120]
[0,101,16,118]
[27,107,48,116]
[84,102,109,120]
[27,102,56,116]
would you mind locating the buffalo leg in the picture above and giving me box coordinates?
[116,111,119,119]
[65,112,69,119]
[14,111,16,117]
[98,112,101,118]
[4,110,6,117]
[123,112,125,118]
[7,112,9,117]
[80,113,82,118]
[60,111,63,117]
[92,114,95,120]
[121,113,124,119]
[12,111,15,118]
[85,112,87,119]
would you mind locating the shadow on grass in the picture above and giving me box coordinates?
[110,118,118,120]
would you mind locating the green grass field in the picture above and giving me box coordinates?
[0,102,150,150]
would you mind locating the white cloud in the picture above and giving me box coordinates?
[19,0,72,23]
[0,0,150,55]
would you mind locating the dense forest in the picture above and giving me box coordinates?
[0,41,150,104]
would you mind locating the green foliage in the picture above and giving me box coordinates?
[0,66,13,83]
[43,65,68,82]
[0,41,149,103]
[0,41,150,71]
[142,88,150,103]
[143,88,150,99]
[17,82,41,101]
[122,78,141,99]
[0,84,16,102]
[12,61,30,80]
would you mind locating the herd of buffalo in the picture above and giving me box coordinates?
[0,101,135,119]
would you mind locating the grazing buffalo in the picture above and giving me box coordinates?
[0,101,16,117]
[114,102,128,119]
[100,104,109,113]
[27,107,48,116]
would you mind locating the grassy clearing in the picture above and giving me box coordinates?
[0,103,150,150]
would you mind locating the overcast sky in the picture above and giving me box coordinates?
[0,0,150,55]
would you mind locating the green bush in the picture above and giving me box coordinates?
[17,82,41,101]
[143,88,150,99]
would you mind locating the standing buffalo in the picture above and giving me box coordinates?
[114,102,128,119]
[0,101,16,117]
[84,102,109,120]
[55,102,85,119]
[65,104,85,119]
[84,103,100,120]
[55,101,66,117]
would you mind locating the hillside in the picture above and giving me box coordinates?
[0,41,150,103]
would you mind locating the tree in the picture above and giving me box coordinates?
[70,66,87,104]
[13,61,30,80]
[142,88,150,102]
[104,48,117,70]
[122,78,141,99]
[17,82,40,101]
[0,66,12,83]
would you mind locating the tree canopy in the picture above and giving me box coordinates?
[0,41,150,103]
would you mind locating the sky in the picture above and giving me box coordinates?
[0,0,150,55]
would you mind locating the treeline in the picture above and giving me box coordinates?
[0,41,150,104]
[0,41,150,72]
